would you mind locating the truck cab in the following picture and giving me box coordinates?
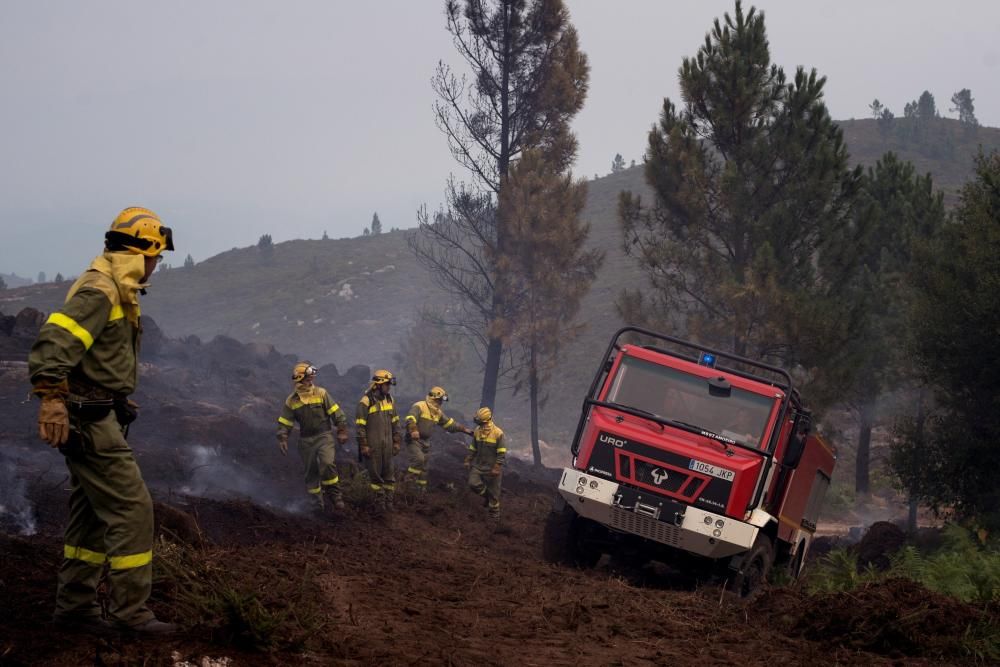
[544,327,835,594]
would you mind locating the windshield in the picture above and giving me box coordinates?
[605,354,775,447]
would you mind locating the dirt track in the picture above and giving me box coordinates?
[4,469,991,667]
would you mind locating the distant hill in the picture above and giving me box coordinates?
[0,273,32,289]
[4,119,998,450]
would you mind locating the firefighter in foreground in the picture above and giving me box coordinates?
[465,407,507,521]
[276,362,349,512]
[28,207,176,636]
[404,386,473,491]
[356,369,401,511]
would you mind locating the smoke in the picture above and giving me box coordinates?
[172,444,304,513]
[0,458,37,536]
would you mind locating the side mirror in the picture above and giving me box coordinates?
[782,412,811,468]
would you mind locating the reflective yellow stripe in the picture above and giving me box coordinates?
[109,550,152,570]
[308,486,322,494]
[369,483,382,491]
[406,466,422,474]
[468,444,476,451]
[478,437,497,444]
[108,305,125,321]
[355,418,367,425]
[327,403,340,415]
[405,415,417,423]
[47,313,94,350]
[321,476,340,486]
[368,401,394,413]
[277,416,293,427]
[443,418,455,428]
[416,479,428,485]
[496,448,507,454]
[64,544,106,565]
[391,416,399,423]
[300,397,323,405]
[384,483,395,490]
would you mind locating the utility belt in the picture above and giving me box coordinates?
[66,381,136,428]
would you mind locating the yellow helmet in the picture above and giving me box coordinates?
[371,369,396,386]
[292,361,317,382]
[427,386,448,402]
[474,407,493,425]
[105,206,175,257]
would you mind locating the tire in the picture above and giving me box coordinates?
[729,535,774,598]
[542,500,601,568]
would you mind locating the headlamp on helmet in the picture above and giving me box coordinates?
[292,362,317,382]
[372,369,396,386]
[105,207,175,258]
[428,386,448,402]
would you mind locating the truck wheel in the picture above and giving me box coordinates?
[729,535,773,598]
[542,501,601,568]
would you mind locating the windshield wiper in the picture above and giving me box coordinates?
[617,406,665,432]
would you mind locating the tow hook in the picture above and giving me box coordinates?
[634,502,661,520]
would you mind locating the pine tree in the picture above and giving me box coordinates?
[500,148,603,465]
[184,254,195,269]
[892,151,1000,523]
[611,153,626,173]
[0,276,6,291]
[55,272,64,283]
[949,88,977,126]
[618,1,860,371]
[371,212,382,235]
[835,153,945,495]
[37,271,46,283]
[409,0,589,410]
[868,98,883,119]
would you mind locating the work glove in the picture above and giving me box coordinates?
[489,462,502,477]
[336,426,349,445]
[392,432,401,455]
[408,426,420,442]
[463,455,472,469]
[359,444,371,458]
[277,434,288,456]
[38,395,70,447]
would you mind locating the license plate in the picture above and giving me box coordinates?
[688,459,735,482]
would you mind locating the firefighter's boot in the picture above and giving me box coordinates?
[324,483,345,511]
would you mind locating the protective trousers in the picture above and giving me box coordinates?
[365,439,395,502]
[468,466,502,517]
[57,411,154,627]
[405,438,431,489]
[298,432,342,507]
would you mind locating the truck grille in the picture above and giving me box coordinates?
[610,507,682,547]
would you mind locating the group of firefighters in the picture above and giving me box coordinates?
[25,207,508,637]
[276,362,507,519]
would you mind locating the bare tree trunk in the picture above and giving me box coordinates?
[855,397,877,497]
[529,346,541,467]
[480,336,502,409]
[907,387,927,533]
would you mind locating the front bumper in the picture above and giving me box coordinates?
[557,468,758,559]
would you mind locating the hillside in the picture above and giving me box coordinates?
[4,119,998,459]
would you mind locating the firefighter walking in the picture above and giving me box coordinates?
[276,362,349,512]
[465,407,507,522]
[28,207,176,636]
[404,386,472,491]
[356,369,401,511]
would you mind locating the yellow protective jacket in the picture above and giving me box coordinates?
[276,385,347,438]
[355,391,399,448]
[468,422,507,469]
[29,253,146,396]
[405,400,466,441]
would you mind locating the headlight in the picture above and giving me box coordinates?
[704,516,713,525]
[578,476,587,486]
[715,519,725,528]
[712,528,722,537]
[589,480,599,489]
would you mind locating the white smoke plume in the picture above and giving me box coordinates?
[0,458,37,536]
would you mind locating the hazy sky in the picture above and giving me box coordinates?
[2,1,998,278]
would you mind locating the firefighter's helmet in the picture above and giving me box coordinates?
[371,369,396,386]
[427,386,448,402]
[474,407,493,425]
[105,207,175,257]
[292,362,317,382]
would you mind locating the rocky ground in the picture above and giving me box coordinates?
[1,307,995,666]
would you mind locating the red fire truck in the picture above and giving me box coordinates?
[543,327,836,595]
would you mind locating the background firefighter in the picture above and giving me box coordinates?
[28,207,176,636]
[465,407,507,522]
[404,386,472,491]
[356,369,401,511]
[276,362,350,512]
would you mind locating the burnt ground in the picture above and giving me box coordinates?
[2,466,996,667]
[2,310,996,666]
